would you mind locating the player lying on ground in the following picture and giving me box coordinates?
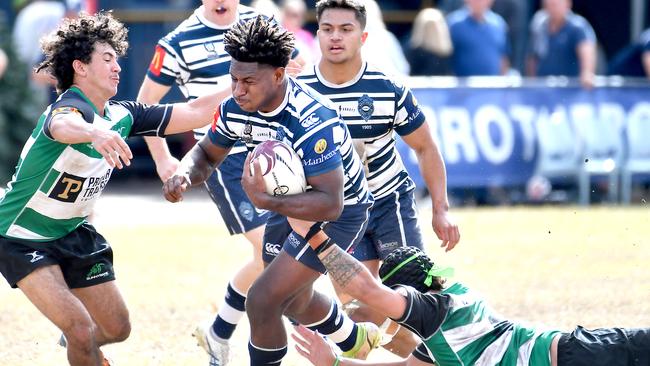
[288,219,650,366]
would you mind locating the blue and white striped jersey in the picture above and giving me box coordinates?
[146,5,259,151]
[207,78,371,206]
[297,62,426,199]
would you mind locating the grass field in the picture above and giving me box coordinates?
[1,191,649,365]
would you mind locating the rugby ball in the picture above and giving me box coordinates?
[250,140,307,196]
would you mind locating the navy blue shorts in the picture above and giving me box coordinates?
[205,152,270,235]
[351,187,423,261]
[262,201,373,273]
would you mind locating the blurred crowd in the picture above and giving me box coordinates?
[2,0,649,90]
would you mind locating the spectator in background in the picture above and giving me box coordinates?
[526,0,597,88]
[281,0,319,64]
[447,0,509,76]
[251,0,281,19]
[12,0,81,107]
[491,0,526,74]
[608,28,650,79]
[361,0,410,77]
[0,48,7,79]
[641,29,650,79]
[404,8,453,76]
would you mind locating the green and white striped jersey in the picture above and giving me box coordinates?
[396,283,560,366]
[0,87,173,241]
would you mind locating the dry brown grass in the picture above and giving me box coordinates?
[1,195,648,365]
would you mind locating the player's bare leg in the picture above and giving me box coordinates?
[18,265,104,366]
[230,225,265,294]
[247,251,322,346]
[72,281,131,346]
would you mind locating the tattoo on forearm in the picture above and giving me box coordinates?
[320,247,363,288]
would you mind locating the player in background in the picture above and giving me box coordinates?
[0,12,226,366]
[163,16,381,366]
[297,0,460,356]
[286,222,650,366]
[137,1,304,364]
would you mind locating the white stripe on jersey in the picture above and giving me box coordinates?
[6,225,51,241]
[298,62,420,199]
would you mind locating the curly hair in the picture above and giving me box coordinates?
[224,15,294,68]
[36,11,128,92]
[315,0,367,29]
[379,247,446,293]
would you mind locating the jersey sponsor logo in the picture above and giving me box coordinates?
[287,233,301,248]
[25,251,44,263]
[314,139,327,154]
[264,242,281,256]
[51,107,80,117]
[80,170,111,201]
[149,45,166,77]
[408,107,422,123]
[303,149,337,166]
[301,113,320,130]
[358,94,374,121]
[49,172,87,202]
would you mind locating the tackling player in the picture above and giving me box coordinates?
[288,223,650,366]
[0,12,226,366]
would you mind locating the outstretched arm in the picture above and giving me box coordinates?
[289,219,407,319]
[137,76,178,181]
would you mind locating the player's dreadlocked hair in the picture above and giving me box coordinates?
[224,15,294,68]
[379,247,447,293]
[36,11,128,92]
[315,0,367,29]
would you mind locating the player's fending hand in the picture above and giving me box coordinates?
[433,211,460,252]
[162,173,190,203]
[291,325,338,366]
[155,156,181,182]
[91,129,132,169]
[241,153,271,208]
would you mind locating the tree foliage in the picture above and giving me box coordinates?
[0,12,40,183]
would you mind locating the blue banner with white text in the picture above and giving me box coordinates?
[397,86,650,189]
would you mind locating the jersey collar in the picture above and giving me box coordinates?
[258,79,291,118]
[315,61,367,89]
[195,5,240,30]
[68,86,110,119]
